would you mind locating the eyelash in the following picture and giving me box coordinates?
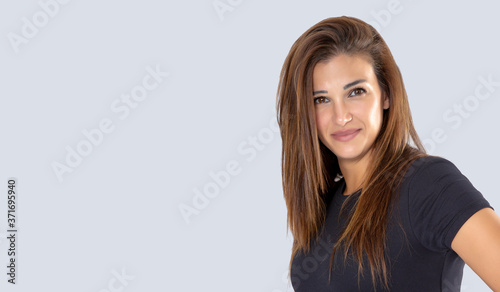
[313,87,367,104]
[349,87,366,97]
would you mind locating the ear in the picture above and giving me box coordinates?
[383,94,390,110]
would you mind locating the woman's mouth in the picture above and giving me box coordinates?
[331,129,361,142]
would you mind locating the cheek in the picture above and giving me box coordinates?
[365,101,384,131]
[314,110,329,138]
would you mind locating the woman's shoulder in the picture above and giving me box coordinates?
[397,155,490,252]
[396,154,482,215]
[403,155,463,184]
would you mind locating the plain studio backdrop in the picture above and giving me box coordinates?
[0,0,499,291]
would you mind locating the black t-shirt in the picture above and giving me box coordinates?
[290,156,492,291]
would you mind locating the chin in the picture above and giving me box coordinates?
[330,145,368,162]
[335,153,363,162]
[330,149,360,160]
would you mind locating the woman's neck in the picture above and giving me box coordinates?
[338,153,372,196]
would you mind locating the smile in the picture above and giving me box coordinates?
[331,129,361,142]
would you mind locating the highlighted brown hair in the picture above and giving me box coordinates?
[276,16,426,289]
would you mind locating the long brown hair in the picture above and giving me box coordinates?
[276,16,427,289]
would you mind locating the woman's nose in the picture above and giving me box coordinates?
[334,103,353,126]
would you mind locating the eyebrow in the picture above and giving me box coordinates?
[313,79,367,95]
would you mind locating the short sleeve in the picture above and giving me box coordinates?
[407,156,492,252]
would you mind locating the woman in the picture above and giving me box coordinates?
[276,16,500,291]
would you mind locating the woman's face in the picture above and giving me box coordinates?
[312,54,389,165]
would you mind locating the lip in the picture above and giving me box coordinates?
[331,128,361,142]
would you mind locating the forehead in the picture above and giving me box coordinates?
[312,54,376,89]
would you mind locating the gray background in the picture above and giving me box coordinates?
[1,0,499,291]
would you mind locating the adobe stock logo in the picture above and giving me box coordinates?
[366,0,408,33]
[422,74,500,154]
[290,235,333,290]
[178,114,279,224]
[51,64,169,183]
[7,0,71,53]
[213,0,243,21]
[99,268,134,292]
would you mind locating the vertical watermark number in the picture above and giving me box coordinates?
[6,178,18,284]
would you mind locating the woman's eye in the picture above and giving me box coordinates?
[314,97,328,104]
[349,88,366,97]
